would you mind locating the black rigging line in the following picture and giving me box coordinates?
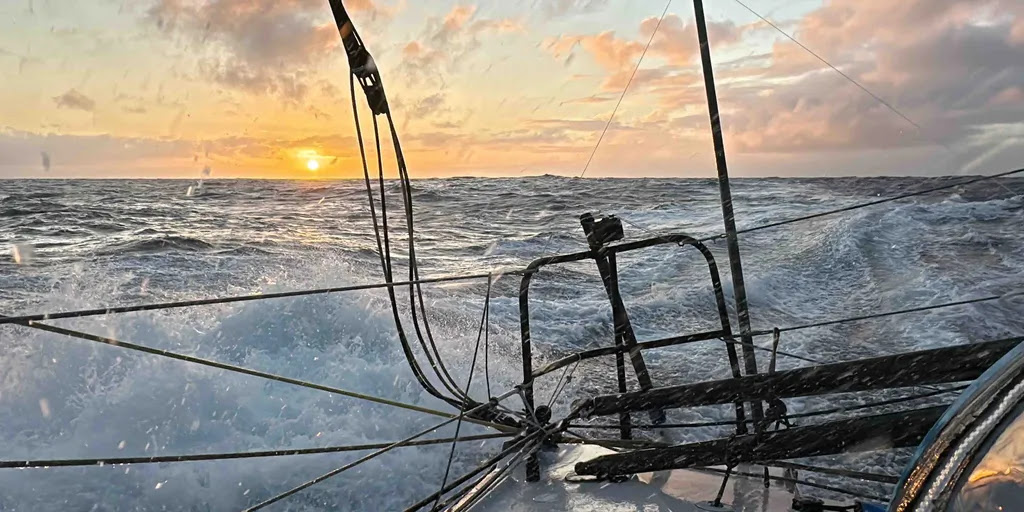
[749,293,1009,337]
[720,335,820,364]
[547,359,581,409]
[784,385,965,420]
[766,461,900,485]
[353,74,391,288]
[484,283,492,399]
[613,168,1024,247]
[432,277,491,511]
[374,111,468,405]
[0,272,507,326]
[404,430,544,512]
[430,453,521,512]
[244,385,526,511]
[694,466,889,503]
[0,434,511,469]
[5,167,1019,329]
[352,76,462,407]
[579,0,673,178]
[725,167,1024,239]
[730,0,923,133]
[428,433,537,512]
[5,316,514,432]
[382,110,476,408]
[330,1,476,412]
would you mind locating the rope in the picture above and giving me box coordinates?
[547,359,581,409]
[244,385,525,512]
[766,461,899,485]
[719,335,821,364]
[694,466,889,503]
[385,116,471,406]
[578,0,672,178]
[430,443,531,512]
[6,167,1017,329]
[599,168,1024,248]
[731,0,923,134]
[432,277,491,511]
[405,430,544,512]
[560,430,670,450]
[749,293,1008,337]
[375,112,468,404]
[720,167,1024,240]
[0,272,509,326]
[784,384,966,420]
[0,434,511,469]
[353,74,462,408]
[6,317,515,433]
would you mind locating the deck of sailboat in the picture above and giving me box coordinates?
[474,445,842,512]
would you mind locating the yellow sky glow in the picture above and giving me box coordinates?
[0,0,1021,179]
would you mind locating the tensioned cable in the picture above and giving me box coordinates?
[731,0,922,133]
[579,0,672,178]
[0,433,511,469]
[405,430,544,512]
[749,293,1009,337]
[732,0,1017,204]
[5,316,514,433]
[244,384,526,511]
[609,168,1024,248]
[694,466,889,503]
[422,449,526,512]
[721,167,1024,240]
[568,384,966,430]
[559,429,669,452]
[5,168,1020,328]
[547,359,581,409]
[408,416,572,512]
[719,335,820,364]
[429,445,531,512]
[431,276,492,511]
[766,461,899,485]
[5,284,1013,388]
[0,272,509,326]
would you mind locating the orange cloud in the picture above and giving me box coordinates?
[443,5,476,33]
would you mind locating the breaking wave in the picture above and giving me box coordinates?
[1,176,1022,509]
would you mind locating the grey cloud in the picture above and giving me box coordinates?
[534,0,609,18]
[53,89,95,111]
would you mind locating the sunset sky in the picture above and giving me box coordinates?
[1,0,1022,179]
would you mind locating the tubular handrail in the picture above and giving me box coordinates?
[518,233,750,434]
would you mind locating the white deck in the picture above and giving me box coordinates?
[474,444,830,512]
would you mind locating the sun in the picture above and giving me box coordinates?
[306,159,320,171]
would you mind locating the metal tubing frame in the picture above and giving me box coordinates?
[518,233,747,433]
[607,253,633,439]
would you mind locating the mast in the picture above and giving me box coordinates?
[691,0,764,423]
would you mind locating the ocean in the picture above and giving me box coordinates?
[1,176,1023,510]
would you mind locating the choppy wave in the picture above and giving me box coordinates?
[0,176,1022,509]
[100,236,216,255]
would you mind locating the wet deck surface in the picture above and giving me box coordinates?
[474,444,848,511]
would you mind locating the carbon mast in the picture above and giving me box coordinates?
[692,0,764,427]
